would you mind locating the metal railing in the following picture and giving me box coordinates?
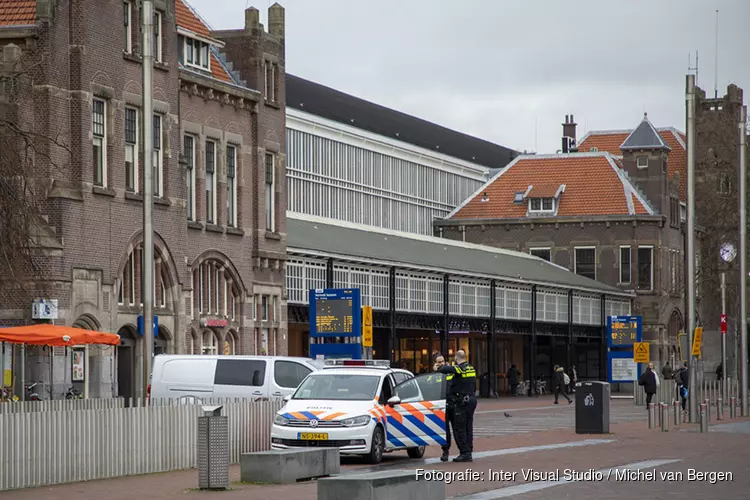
[634,378,739,406]
[0,397,283,491]
[0,397,126,414]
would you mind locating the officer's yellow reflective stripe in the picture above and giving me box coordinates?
[446,374,454,381]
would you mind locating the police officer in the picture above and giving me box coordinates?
[438,349,476,462]
[432,353,454,462]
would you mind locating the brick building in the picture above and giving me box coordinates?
[434,114,687,373]
[0,0,286,400]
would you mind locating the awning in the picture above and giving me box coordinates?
[0,324,120,346]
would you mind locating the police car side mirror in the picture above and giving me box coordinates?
[387,396,401,407]
[283,395,292,402]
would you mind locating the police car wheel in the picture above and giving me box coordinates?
[407,446,425,459]
[366,426,384,464]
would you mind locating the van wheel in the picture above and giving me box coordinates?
[407,446,425,459]
[366,427,384,464]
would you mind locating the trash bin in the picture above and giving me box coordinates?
[575,381,610,434]
[479,372,490,398]
[197,405,229,490]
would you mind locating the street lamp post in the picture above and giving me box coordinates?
[739,105,748,417]
[686,74,697,423]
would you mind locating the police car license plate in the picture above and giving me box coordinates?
[298,432,328,440]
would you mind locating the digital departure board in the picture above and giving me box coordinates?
[607,315,641,347]
[309,288,362,339]
[315,298,354,334]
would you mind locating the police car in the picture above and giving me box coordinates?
[270,359,447,464]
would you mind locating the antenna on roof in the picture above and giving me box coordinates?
[714,9,719,98]
[688,51,699,85]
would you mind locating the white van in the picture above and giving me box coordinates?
[149,355,323,402]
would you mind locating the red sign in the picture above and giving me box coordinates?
[720,314,727,334]
[201,317,229,328]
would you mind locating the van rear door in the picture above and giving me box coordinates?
[213,358,268,400]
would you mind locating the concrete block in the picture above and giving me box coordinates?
[240,448,339,484]
[317,470,446,500]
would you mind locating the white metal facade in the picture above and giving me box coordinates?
[286,256,631,326]
[286,110,489,235]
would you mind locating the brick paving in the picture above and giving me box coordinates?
[2,400,748,500]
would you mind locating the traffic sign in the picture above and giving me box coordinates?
[692,327,703,357]
[720,314,727,334]
[633,342,649,363]
[362,306,373,347]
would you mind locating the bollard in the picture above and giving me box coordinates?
[657,401,663,427]
[648,403,655,429]
[673,400,680,426]
[729,397,737,419]
[704,399,711,424]
[717,398,723,420]
[661,403,669,432]
[699,403,708,432]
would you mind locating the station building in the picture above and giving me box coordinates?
[282,78,634,392]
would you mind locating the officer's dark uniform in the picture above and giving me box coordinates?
[429,370,454,461]
[439,361,477,461]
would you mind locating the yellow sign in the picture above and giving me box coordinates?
[633,342,649,363]
[362,306,373,347]
[692,327,703,357]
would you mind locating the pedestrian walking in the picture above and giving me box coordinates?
[716,363,723,381]
[553,365,572,404]
[432,353,455,462]
[438,349,476,462]
[569,367,578,393]
[506,364,520,396]
[638,362,659,408]
[675,362,689,412]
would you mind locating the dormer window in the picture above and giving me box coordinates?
[183,36,210,70]
[637,156,648,169]
[513,192,524,203]
[529,197,554,213]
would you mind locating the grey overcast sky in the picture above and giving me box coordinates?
[189,0,750,155]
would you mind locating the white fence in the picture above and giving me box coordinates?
[0,397,126,414]
[0,398,283,491]
[634,378,740,406]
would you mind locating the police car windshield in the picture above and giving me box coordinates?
[293,374,380,400]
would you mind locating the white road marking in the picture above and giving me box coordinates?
[423,438,615,464]
[450,459,681,499]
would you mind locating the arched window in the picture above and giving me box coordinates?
[201,330,219,354]
[192,260,240,320]
[118,244,169,308]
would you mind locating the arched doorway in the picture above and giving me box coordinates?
[117,325,137,401]
[224,330,237,355]
[201,330,220,355]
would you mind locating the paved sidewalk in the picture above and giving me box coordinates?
[4,401,745,500]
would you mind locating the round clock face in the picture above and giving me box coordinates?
[720,243,736,262]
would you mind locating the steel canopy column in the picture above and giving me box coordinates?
[325,258,334,288]
[567,290,574,374]
[600,295,607,381]
[389,267,396,363]
[442,274,449,357]
[489,280,496,396]
[529,285,537,396]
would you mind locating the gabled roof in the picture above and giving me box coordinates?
[285,74,518,170]
[287,212,632,297]
[446,152,654,220]
[0,0,35,26]
[620,114,670,151]
[176,0,237,85]
[578,122,687,201]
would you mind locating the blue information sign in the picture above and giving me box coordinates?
[309,288,361,338]
[137,315,159,338]
[606,315,642,347]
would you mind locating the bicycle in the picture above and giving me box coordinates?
[25,382,43,401]
[64,386,84,399]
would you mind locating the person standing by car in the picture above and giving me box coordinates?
[432,353,454,462]
[438,349,476,462]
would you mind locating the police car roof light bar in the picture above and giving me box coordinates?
[323,359,391,368]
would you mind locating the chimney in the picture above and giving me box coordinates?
[268,3,285,38]
[561,114,577,153]
[244,7,260,33]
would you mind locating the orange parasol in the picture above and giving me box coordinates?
[0,324,120,346]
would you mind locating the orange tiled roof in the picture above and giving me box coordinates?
[210,53,233,83]
[528,183,562,198]
[0,0,36,26]
[449,153,653,220]
[578,127,687,201]
[577,131,630,155]
[176,0,210,37]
